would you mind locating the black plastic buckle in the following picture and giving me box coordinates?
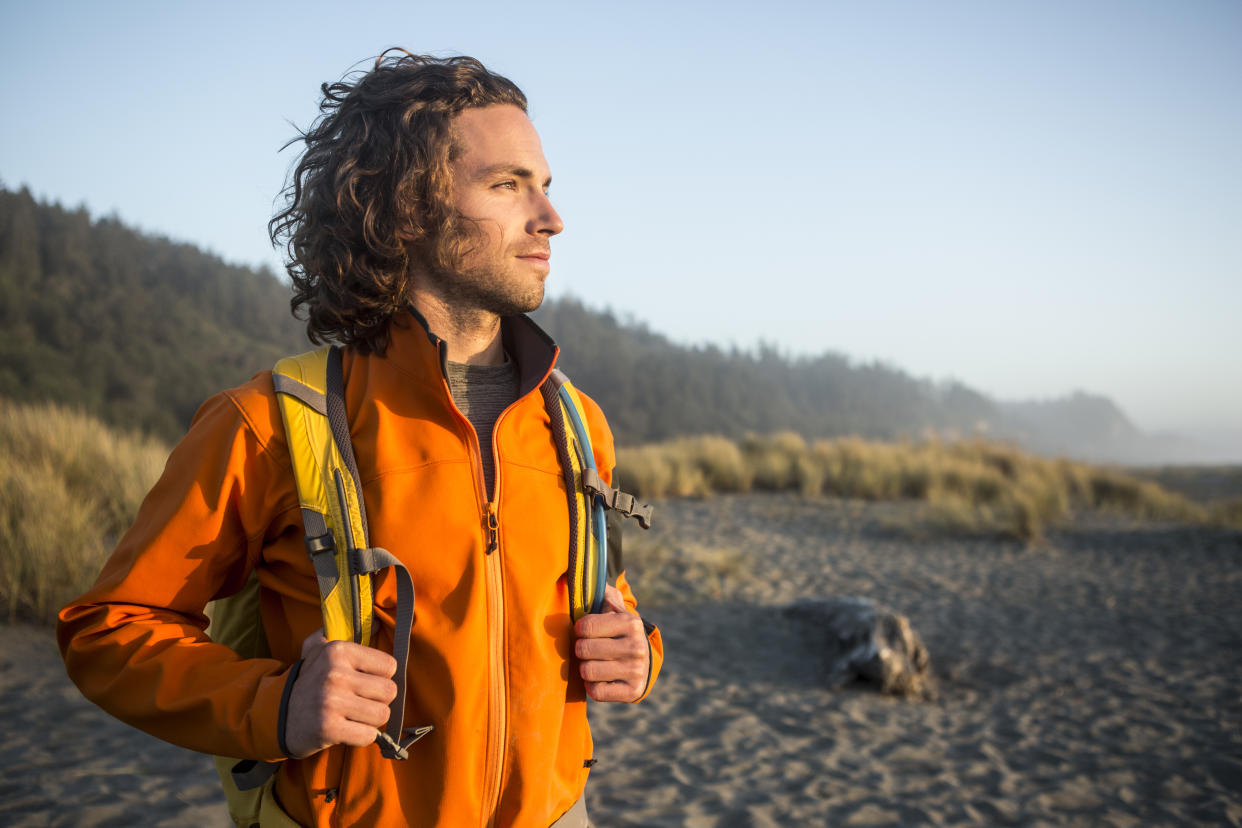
[305,533,334,558]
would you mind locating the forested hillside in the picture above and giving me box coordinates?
[534,300,1002,443]
[0,186,1153,457]
[0,187,307,440]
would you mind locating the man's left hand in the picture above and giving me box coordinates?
[573,584,649,702]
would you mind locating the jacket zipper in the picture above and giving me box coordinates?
[446,381,510,828]
[480,395,513,828]
[440,354,533,828]
[481,500,505,828]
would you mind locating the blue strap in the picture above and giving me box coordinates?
[556,384,608,614]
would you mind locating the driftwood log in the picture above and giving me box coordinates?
[784,596,934,699]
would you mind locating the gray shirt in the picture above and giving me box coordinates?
[445,358,519,498]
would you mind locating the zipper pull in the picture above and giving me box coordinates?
[486,506,499,555]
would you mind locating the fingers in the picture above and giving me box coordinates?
[333,719,392,749]
[572,588,649,704]
[584,680,644,703]
[316,679,392,731]
[600,584,627,613]
[317,651,399,706]
[574,607,642,641]
[575,630,646,663]
[283,635,400,758]
[579,654,647,685]
[301,628,398,680]
[344,642,398,680]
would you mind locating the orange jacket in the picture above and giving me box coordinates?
[58,311,663,827]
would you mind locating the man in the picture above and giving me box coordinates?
[58,52,662,827]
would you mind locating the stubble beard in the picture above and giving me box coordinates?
[444,259,545,319]
[423,229,546,319]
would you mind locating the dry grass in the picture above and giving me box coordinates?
[1209,497,1242,530]
[0,400,168,622]
[5,402,1231,623]
[617,435,753,498]
[618,434,1219,542]
[623,535,748,605]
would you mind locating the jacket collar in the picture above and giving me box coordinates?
[389,304,561,397]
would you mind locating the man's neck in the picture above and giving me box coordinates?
[409,289,506,366]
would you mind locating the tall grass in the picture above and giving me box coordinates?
[618,434,1222,542]
[4,403,1231,621]
[624,537,748,605]
[0,400,168,622]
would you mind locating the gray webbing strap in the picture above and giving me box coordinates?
[349,546,428,758]
[272,373,327,414]
[301,507,329,540]
[301,507,341,601]
[231,758,279,791]
[325,347,370,542]
[581,468,654,530]
[322,348,428,760]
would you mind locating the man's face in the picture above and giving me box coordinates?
[434,104,563,317]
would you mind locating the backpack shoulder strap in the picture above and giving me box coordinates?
[541,369,653,621]
[273,346,374,644]
[271,347,428,760]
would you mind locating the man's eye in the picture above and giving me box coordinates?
[494,180,517,190]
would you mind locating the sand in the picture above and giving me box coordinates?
[3,494,1241,826]
[0,626,231,827]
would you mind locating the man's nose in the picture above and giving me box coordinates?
[532,192,564,237]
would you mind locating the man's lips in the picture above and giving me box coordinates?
[517,250,551,270]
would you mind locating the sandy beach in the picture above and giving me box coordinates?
[4,494,1240,826]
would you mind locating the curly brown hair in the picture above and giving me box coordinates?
[270,51,528,354]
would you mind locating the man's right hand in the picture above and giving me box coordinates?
[283,629,398,759]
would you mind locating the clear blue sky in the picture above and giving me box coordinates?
[2,0,1239,435]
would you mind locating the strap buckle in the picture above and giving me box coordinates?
[376,724,434,761]
[305,533,334,558]
[581,469,654,530]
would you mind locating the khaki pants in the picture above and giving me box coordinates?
[252,785,589,828]
[550,795,590,828]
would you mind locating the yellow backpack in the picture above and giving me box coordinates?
[209,345,651,826]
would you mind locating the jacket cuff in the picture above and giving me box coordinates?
[249,660,302,761]
[633,620,662,703]
[277,659,305,758]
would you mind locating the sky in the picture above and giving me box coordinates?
[2,0,1239,437]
